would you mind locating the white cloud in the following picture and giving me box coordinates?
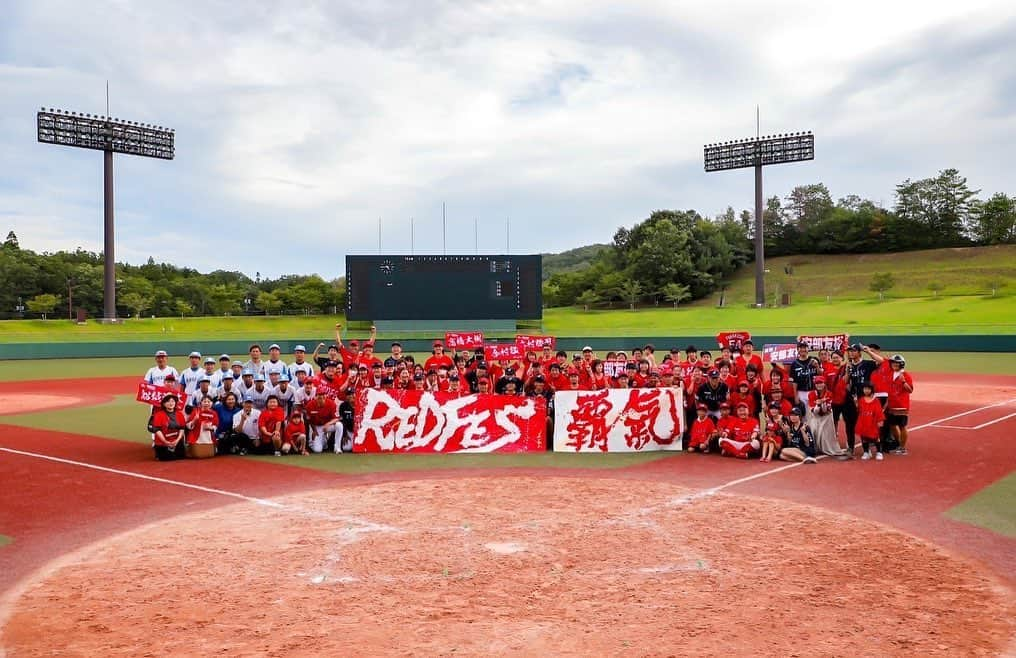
[0,0,1014,278]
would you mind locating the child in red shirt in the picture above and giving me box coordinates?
[688,404,716,453]
[283,407,308,455]
[855,382,886,461]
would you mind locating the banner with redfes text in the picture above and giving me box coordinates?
[553,388,684,453]
[354,389,546,453]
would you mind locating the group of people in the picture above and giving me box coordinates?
[143,323,914,462]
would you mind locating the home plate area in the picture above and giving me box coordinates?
[4,478,1013,657]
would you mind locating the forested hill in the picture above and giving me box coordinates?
[1,167,1013,318]
[541,244,610,280]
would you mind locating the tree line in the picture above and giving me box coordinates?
[544,168,1014,308]
[1,167,1012,318]
[0,234,345,320]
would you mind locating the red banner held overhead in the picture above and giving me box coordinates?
[715,331,751,351]
[354,389,546,453]
[797,334,850,351]
[515,334,556,352]
[484,342,523,362]
[762,343,799,365]
[444,331,485,350]
[136,381,188,407]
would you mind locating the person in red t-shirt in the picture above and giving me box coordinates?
[807,377,842,456]
[688,404,716,453]
[256,395,286,455]
[424,340,455,372]
[735,340,763,377]
[719,402,760,459]
[283,406,308,455]
[886,354,914,455]
[356,343,383,371]
[305,390,339,453]
[855,382,885,461]
[715,402,736,447]
[728,380,758,419]
[149,393,187,461]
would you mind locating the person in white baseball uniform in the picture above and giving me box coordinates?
[144,350,179,386]
[288,345,314,381]
[231,394,261,455]
[293,377,317,408]
[247,373,272,410]
[202,357,222,389]
[272,372,296,414]
[216,354,233,383]
[263,344,288,379]
[179,351,205,397]
[217,372,240,402]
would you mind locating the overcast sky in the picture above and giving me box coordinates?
[1,1,1013,279]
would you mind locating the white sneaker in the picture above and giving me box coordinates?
[333,447,342,454]
[804,456,817,464]
[875,452,884,461]
[861,452,871,461]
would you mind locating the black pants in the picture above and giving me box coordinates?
[216,430,247,455]
[841,396,858,453]
[154,441,186,461]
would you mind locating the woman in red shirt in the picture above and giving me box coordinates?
[186,395,219,446]
[149,393,187,461]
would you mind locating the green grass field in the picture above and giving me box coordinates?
[709,244,1016,305]
[0,294,1014,342]
[945,473,1016,538]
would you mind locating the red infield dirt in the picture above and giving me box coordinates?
[1,372,1014,656]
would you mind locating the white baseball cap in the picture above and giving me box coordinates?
[155,350,168,357]
[294,345,306,352]
[582,346,593,352]
[189,351,201,358]
[268,343,281,350]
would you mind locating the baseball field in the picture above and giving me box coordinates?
[1,316,1014,656]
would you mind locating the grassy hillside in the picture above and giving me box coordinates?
[541,244,609,280]
[707,245,1016,306]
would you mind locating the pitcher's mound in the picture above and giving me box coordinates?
[3,477,1013,656]
[0,394,85,415]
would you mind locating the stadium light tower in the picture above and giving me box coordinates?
[37,106,175,322]
[704,127,813,307]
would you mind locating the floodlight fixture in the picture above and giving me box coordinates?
[704,126,814,307]
[37,106,175,321]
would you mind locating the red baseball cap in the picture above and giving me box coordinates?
[433,340,443,347]
[349,339,359,347]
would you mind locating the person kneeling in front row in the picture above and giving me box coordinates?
[781,407,818,464]
[149,393,187,461]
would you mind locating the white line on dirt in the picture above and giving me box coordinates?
[971,411,1016,430]
[0,447,285,508]
[909,397,1016,431]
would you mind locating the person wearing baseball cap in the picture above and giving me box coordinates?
[263,344,288,381]
[288,345,314,383]
[476,376,492,394]
[177,351,206,398]
[696,367,729,420]
[841,342,886,458]
[719,399,761,459]
[425,340,454,373]
[230,393,261,456]
[688,403,716,453]
[144,350,180,388]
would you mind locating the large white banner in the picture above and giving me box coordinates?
[553,388,684,453]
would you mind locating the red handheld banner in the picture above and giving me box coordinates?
[354,389,546,453]
[515,334,557,351]
[484,343,523,362]
[137,381,188,407]
[715,331,751,350]
[444,331,485,349]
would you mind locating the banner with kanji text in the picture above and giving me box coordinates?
[354,388,546,453]
[484,343,523,362]
[553,388,684,453]
[444,331,485,350]
[797,334,850,352]
[515,334,556,351]
[762,343,798,365]
[136,381,188,407]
